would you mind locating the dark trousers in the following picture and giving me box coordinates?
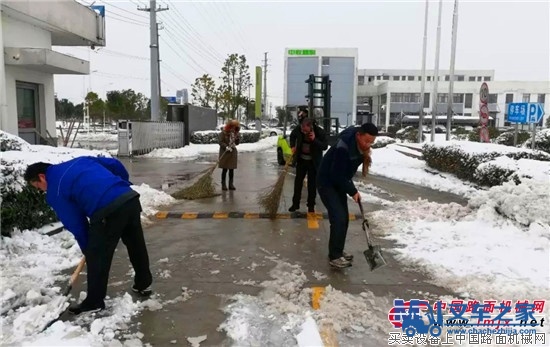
[85,197,152,305]
[318,185,349,260]
[221,168,234,181]
[292,159,317,208]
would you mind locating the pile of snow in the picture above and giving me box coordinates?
[371,136,395,149]
[218,258,391,346]
[143,136,278,159]
[426,139,550,157]
[469,178,550,226]
[368,144,478,197]
[476,156,550,183]
[131,183,176,221]
[371,187,550,301]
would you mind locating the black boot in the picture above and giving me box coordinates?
[228,177,236,190]
[222,170,228,191]
[222,180,228,191]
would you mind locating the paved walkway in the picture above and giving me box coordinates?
[70,150,467,346]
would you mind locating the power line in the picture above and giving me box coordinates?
[98,0,149,20]
[158,12,222,67]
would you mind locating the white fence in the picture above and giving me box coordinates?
[117,120,184,156]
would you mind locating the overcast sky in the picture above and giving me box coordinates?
[54,0,550,108]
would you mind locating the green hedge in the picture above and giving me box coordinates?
[191,131,261,144]
[1,131,107,236]
[422,143,550,187]
[522,129,550,154]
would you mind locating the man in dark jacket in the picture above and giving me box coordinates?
[288,113,328,213]
[24,156,153,314]
[317,123,378,268]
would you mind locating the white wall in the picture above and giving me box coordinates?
[2,15,51,48]
[4,66,56,138]
[1,15,55,139]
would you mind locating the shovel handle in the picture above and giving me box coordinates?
[357,201,370,229]
[69,257,86,286]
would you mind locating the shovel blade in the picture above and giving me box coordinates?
[363,245,387,271]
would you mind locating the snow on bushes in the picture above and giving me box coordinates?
[395,126,425,143]
[190,130,261,144]
[1,131,110,235]
[371,136,396,149]
[422,141,550,187]
[522,128,550,153]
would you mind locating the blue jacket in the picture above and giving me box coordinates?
[317,126,363,196]
[46,156,133,250]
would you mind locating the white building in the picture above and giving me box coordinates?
[357,69,550,130]
[284,48,358,126]
[1,0,105,144]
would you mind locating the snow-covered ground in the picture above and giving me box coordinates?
[1,132,177,345]
[142,136,278,159]
[3,129,550,345]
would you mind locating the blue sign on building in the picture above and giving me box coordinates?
[163,96,177,103]
[507,102,545,124]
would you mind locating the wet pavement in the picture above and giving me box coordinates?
[72,149,467,346]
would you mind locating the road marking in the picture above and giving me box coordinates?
[213,212,229,219]
[311,286,325,310]
[307,212,319,229]
[311,286,339,347]
[181,212,198,219]
[154,212,363,220]
[156,211,168,219]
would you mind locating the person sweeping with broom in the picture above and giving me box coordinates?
[317,123,378,269]
[219,119,240,191]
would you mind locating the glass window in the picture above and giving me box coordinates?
[505,93,514,103]
[423,93,430,108]
[16,84,38,129]
[488,94,498,103]
[522,94,530,102]
[407,76,414,81]
[358,76,365,85]
[393,76,400,81]
[322,57,330,66]
[538,94,545,104]
[457,75,465,81]
[469,76,476,81]
[465,93,473,108]
[383,75,389,80]
[484,76,491,81]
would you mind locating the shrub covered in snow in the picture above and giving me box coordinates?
[395,126,425,143]
[1,131,109,236]
[371,136,396,149]
[422,141,550,187]
[190,130,261,144]
[521,128,550,154]
[493,130,531,147]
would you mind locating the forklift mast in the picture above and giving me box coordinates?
[305,74,340,145]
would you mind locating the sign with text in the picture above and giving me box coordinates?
[507,103,545,124]
[288,49,316,56]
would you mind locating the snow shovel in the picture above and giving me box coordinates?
[40,256,86,332]
[357,201,387,271]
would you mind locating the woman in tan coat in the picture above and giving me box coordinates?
[219,119,240,190]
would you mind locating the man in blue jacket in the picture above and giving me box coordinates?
[24,156,153,314]
[317,123,378,268]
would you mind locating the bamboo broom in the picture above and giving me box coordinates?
[172,151,228,200]
[257,153,295,219]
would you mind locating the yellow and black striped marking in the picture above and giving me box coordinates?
[155,211,361,221]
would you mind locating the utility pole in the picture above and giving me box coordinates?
[157,22,162,103]
[139,0,168,121]
[260,52,268,131]
[430,0,443,142]
[446,0,459,140]
[418,0,429,143]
